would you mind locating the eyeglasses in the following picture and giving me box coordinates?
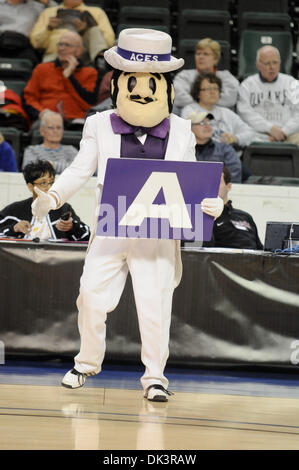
[44,126,63,131]
[195,51,214,57]
[197,120,211,126]
[259,60,280,67]
[57,42,77,48]
[192,120,211,127]
[200,86,220,92]
[33,180,55,188]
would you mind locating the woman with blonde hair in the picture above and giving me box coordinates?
[173,37,239,114]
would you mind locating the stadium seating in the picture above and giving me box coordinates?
[118,6,171,31]
[238,12,292,34]
[236,0,289,15]
[177,9,231,42]
[0,58,33,81]
[242,143,299,177]
[176,0,231,12]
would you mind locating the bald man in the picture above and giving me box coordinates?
[23,31,100,125]
[237,45,299,145]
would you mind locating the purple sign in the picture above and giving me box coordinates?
[97,158,223,241]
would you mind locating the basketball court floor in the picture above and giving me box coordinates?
[1,360,299,451]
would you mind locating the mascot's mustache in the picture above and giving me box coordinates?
[130,95,154,103]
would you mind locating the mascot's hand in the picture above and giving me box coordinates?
[32,187,57,222]
[201,196,224,219]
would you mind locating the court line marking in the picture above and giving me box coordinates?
[1,411,299,437]
[1,405,299,433]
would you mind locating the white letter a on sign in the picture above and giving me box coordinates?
[119,172,192,228]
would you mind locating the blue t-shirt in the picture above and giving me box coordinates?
[0,141,18,172]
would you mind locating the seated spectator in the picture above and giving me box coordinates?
[0,132,18,172]
[188,111,242,183]
[30,0,115,67]
[173,38,239,115]
[237,45,299,145]
[22,30,100,127]
[181,73,255,148]
[0,159,90,241]
[0,0,57,66]
[22,110,78,174]
[205,166,263,250]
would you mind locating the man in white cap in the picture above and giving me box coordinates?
[31,28,223,401]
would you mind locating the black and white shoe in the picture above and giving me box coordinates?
[144,384,174,402]
[61,368,87,389]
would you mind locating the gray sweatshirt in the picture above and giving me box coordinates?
[173,69,240,113]
[237,73,299,137]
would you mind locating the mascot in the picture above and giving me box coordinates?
[32,28,223,402]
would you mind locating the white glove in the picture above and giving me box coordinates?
[32,187,57,222]
[201,196,224,219]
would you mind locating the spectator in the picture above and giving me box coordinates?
[22,30,100,126]
[173,38,239,115]
[30,0,115,66]
[237,45,299,145]
[0,159,90,241]
[0,132,18,172]
[0,0,57,66]
[188,111,242,183]
[22,110,78,173]
[205,166,263,249]
[181,73,255,148]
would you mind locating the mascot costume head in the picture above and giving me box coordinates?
[104,28,184,128]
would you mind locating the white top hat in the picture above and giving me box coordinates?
[104,28,184,73]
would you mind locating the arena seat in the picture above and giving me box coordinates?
[116,23,169,36]
[0,58,33,81]
[177,9,231,42]
[176,0,230,12]
[238,12,292,35]
[242,143,299,178]
[118,6,171,31]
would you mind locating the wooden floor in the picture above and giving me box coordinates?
[1,380,299,450]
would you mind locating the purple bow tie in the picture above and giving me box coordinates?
[110,113,170,139]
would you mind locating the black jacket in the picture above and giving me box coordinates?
[205,200,263,250]
[0,197,90,241]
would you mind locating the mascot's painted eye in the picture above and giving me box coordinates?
[127,76,137,92]
[149,77,156,94]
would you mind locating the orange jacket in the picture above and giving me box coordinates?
[23,59,100,121]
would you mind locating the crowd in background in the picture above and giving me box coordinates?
[1,0,298,249]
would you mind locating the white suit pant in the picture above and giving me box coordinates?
[74,236,177,390]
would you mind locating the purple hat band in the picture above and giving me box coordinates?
[117,46,171,63]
